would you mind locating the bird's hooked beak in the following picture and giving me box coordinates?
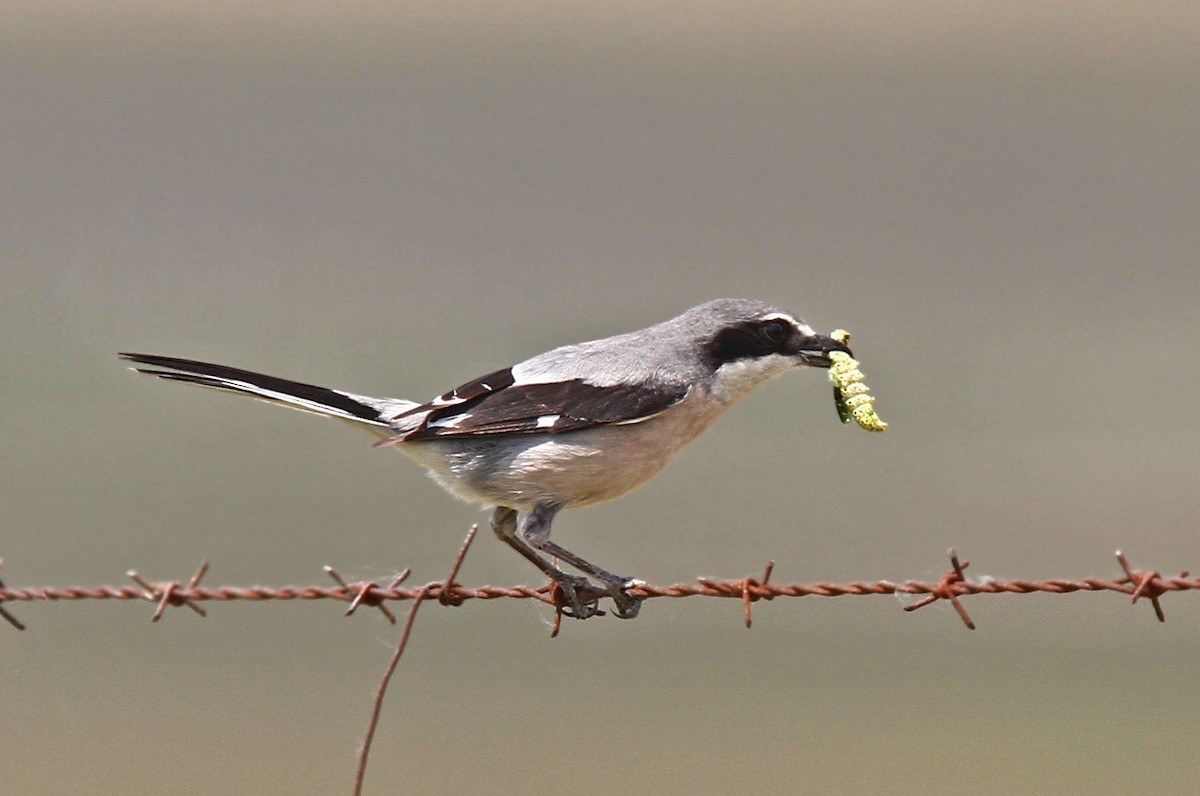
[794,333,853,368]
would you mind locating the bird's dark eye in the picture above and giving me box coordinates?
[758,319,790,345]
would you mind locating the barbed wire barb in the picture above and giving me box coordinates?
[1115,549,1174,622]
[742,560,775,629]
[325,565,411,624]
[902,549,976,629]
[126,560,210,622]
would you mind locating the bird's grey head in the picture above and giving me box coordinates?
[671,298,853,402]
[675,298,850,368]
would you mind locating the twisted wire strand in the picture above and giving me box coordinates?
[0,549,1192,630]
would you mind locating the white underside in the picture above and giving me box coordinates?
[396,386,732,511]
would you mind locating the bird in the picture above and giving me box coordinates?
[121,298,852,619]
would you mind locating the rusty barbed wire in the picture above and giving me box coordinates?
[0,548,1195,632]
[2,541,1194,796]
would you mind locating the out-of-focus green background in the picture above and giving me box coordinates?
[4,3,1198,793]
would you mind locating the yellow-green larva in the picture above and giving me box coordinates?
[828,329,888,432]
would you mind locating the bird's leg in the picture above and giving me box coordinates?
[490,506,602,619]
[520,503,644,620]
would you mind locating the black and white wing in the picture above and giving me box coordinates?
[389,367,689,442]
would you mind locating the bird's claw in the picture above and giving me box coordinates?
[553,575,605,620]
[609,590,643,619]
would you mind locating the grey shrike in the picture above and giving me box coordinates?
[121,298,852,619]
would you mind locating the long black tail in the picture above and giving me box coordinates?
[119,353,409,430]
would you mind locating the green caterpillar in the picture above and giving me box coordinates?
[828,329,888,432]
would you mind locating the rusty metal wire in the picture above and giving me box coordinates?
[2,540,1193,796]
[0,547,1194,632]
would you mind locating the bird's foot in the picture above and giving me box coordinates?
[608,578,645,619]
[551,575,646,620]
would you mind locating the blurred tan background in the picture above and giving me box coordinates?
[3,3,1198,793]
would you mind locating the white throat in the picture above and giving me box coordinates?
[709,354,798,404]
